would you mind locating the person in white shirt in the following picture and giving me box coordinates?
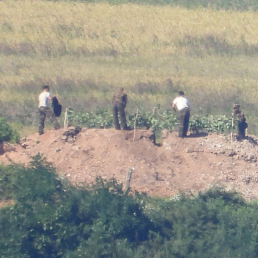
[38,85,60,135]
[172,91,190,138]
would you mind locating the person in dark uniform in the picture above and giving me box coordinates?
[38,85,60,135]
[172,91,190,138]
[112,87,128,130]
[233,104,248,140]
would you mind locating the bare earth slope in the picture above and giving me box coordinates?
[1,128,258,199]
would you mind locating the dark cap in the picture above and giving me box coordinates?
[43,85,50,90]
[233,104,240,109]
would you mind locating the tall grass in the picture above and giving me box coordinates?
[1,1,258,133]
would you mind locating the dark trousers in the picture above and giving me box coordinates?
[178,107,190,137]
[38,107,60,134]
[113,104,127,130]
[238,121,247,139]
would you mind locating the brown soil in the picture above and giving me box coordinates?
[0,200,14,208]
[1,128,258,200]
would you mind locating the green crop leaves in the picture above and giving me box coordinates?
[69,108,114,129]
[70,109,233,134]
[189,115,232,133]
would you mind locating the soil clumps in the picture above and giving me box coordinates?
[1,128,258,199]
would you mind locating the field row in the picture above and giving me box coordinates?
[1,2,258,52]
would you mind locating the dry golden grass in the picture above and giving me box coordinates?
[1,1,258,48]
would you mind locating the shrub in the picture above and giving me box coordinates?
[0,157,155,258]
[2,158,258,257]
[0,118,19,143]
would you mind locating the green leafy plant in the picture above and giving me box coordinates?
[0,118,19,143]
[70,109,233,134]
[189,115,232,133]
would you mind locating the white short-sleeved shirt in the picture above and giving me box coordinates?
[38,91,51,107]
[172,96,189,111]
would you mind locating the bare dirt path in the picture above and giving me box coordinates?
[1,128,258,199]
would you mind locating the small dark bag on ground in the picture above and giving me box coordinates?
[52,97,62,117]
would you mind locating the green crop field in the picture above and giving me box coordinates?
[1,0,258,134]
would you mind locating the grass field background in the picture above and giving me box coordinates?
[1,0,258,134]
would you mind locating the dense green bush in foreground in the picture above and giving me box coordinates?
[1,156,258,257]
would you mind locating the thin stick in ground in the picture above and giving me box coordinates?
[133,109,139,142]
[124,167,134,195]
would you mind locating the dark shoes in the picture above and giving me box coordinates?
[123,126,131,131]
[115,126,131,130]
[39,125,60,136]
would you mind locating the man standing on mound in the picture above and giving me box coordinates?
[233,104,248,140]
[38,85,60,135]
[172,91,190,138]
[112,87,128,130]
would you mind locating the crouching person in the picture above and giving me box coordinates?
[233,104,248,140]
[38,85,60,135]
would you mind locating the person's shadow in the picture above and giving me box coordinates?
[245,136,258,145]
[187,132,208,138]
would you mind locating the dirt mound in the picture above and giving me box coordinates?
[1,128,258,199]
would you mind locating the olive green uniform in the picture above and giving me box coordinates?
[112,89,128,130]
[38,107,60,135]
[233,108,248,139]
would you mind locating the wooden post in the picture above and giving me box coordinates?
[124,167,134,195]
[133,109,139,142]
[0,142,4,155]
[153,107,158,145]
[64,108,68,130]
[231,117,234,143]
